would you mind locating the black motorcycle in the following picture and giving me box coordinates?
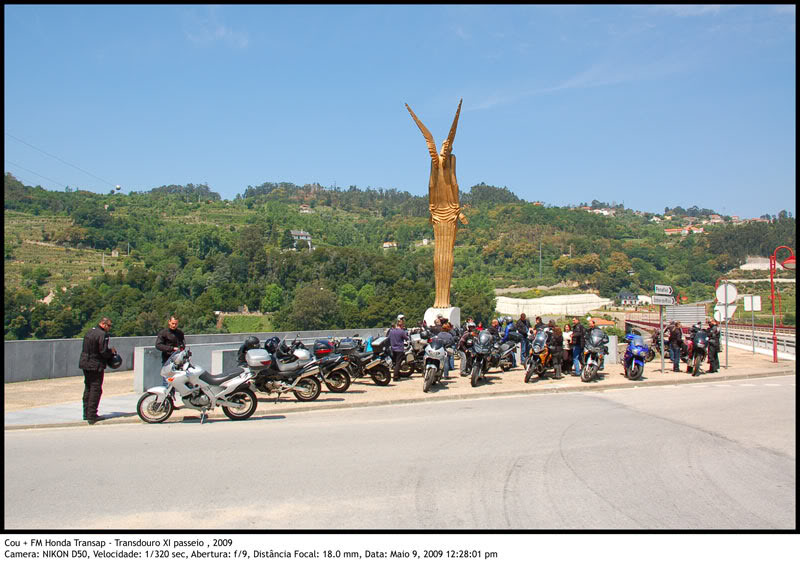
[398,328,430,377]
[468,330,495,387]
[274,336,352,393]
[315,336,392,386]
[248,338,326,402]
[687,328,709,377]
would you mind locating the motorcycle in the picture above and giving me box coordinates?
[248,338,327,402]
[274,335,351,393]
[399,328,430,377]
[687,327,709,376]
[524,329,553,383]
[581,328,609,382]
[137,348,257,424]
[468,330,495,387]
[422,337,451,393]
[488,337,517,372]
[315,336,392,386]
[622,333,649,380]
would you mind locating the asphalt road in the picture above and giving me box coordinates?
[4,375,794,530]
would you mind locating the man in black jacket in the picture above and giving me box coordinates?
[668,321,684,372]
[707,319,721,373]
[78,317,116,424]
[571,317,585,376]
[155,316,186,364]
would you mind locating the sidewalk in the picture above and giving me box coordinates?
[4,347,795,430]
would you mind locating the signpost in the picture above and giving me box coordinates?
[652,286,674,373]
[715,281,737,368]
[743,295,762,355]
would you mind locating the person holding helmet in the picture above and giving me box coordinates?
[78,317,117,424]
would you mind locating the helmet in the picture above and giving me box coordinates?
[106,353,122,369]
[243,335,260,350]
[264,336,280,353]
[397,314,405,321]
[506,316,513,324]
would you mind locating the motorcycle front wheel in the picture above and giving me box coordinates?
[628,363,643,381]
[369,364,391,386]
[524,362,534,384]
[423,366,436,393]
[222,388,258,420]
[693,355,702,376]
[471,362,482,387]
[137,392,173,424]
[293,377,322,402]
[324,370,351,393]
[581,364,596,383]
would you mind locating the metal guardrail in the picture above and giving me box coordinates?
[625,319,795,356]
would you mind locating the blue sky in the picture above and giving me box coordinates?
[4,5,796,218]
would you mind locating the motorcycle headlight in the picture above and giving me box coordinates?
[533,345,542,353]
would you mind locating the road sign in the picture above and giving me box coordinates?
[715,283,738,304]
[652,295,676,306]
[743,295,761,312]
[713,303,737,322]
[654,284,674,296]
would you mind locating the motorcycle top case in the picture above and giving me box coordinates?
[313,339,335,358]
[370,336,389,354]
[246,348,272,367]
[336,338,358,353]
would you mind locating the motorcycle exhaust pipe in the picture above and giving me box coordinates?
[364,358,381,370]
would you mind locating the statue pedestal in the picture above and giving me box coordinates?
[424,307,461,328]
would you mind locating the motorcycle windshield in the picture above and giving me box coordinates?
[533,332,548,346]
[429,339,445,351]
[478,332,493,346]
[694,331,708,344]
[630,335,645,348]
[589,328,605,347]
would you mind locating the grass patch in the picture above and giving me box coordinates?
[222,314,274,334]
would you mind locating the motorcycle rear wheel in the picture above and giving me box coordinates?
[324,370,351,393]
[222,388,258,420]
[369,364,392,386]
[645,349,655,363]
[398,362,414,377]
[471,362,481,387]
[423,366,436,393]
[293,378,322,402]
[137,392,174,424]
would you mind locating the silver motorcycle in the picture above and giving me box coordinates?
[422,338,451,393]
[137,348,258,424]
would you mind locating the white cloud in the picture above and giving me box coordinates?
[182,7,249,49]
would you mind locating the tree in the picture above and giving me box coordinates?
[452,274,496,325]
[280,228,295,249]
[261,283,283,312]
[277,284,340,331]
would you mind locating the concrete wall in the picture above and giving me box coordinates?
[132,329,385,393]
[5,329,385,384]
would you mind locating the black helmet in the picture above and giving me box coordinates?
[244,335,260,350]
[107,353,122,369]
[264,336,280,353]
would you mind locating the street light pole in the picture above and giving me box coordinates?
[770,246,796,363]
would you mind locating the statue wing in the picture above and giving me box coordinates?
[405,103,440,166]
[440,99,462,159]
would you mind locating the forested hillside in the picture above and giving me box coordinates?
[4,173,795,340]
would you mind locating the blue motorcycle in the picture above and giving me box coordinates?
[623,333,649,381]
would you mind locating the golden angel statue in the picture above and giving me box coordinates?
[405,99,468,308]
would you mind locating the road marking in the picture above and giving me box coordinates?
[764,383,781,387]
[738,383,756,387]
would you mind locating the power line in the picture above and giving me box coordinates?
[5,159,68,189]
[5,131,116,188]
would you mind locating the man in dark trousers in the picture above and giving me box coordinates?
[155,315,186,365]
[78,317,116,424]
[707,318,721,373]
[389,314,410,381]
[668,321,684,372]
[571,317,585,376]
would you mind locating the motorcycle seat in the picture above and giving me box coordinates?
[199,368,245,385]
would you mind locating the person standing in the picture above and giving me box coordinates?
[389,314,410,381]
[78,317,116,424]
[436,322,456,379]
[516,313,531,366]
[707,319,721,373]
[668,321,683,372]
[457,323,477,376]
[549,326,564,379]
[562,323,573,374]
[155,315,186,365]
[571,317,585,376]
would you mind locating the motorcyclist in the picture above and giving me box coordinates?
[501,317,518,368]
[457,322,477,377]
[707,318,721,373]
[435,322,456,379]
[487,318,501,338]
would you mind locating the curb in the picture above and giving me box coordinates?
[4,367,795,431]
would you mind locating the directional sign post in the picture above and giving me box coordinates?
[652,292,676,373]
[654,284,674,296]
[652,295,676,306]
